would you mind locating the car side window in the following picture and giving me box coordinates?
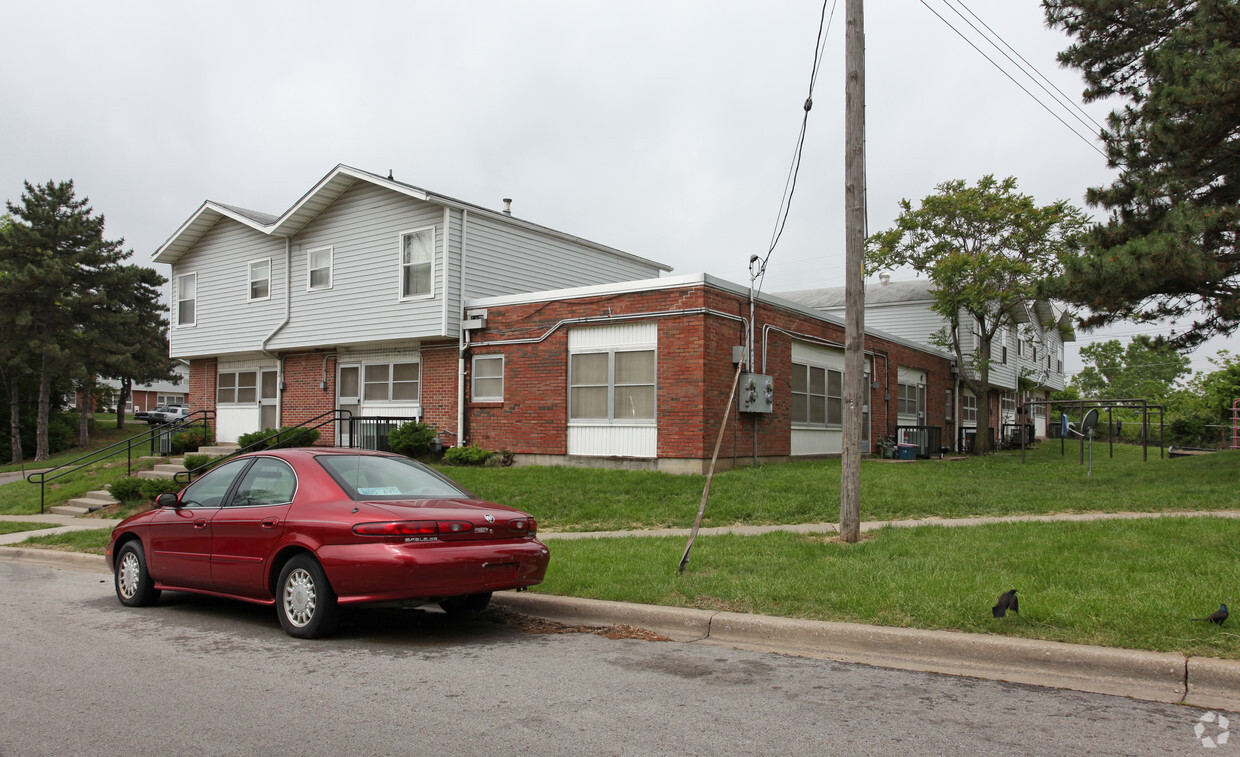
[228,457,297,507]
[178,458,252,508]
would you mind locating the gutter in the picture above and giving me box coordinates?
[457,209,469,448]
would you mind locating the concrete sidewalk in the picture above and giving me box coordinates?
[3,509,1238,713]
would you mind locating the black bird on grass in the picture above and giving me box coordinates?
[992,589,1018,618]
[1192,603,1228,626]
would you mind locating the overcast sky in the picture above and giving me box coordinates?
[3,0,1235,377]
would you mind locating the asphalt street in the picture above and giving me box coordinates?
[0,560,1225,756]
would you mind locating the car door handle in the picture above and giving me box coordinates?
[261,518,280,529]
[194,519,208,529]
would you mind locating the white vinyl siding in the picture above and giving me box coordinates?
[176,273,196,327]
[399,227,434,300]
[167,219,287,359]
[568,323,657,457]
[307,247,332,290]
[248,259,270,301]
[471,355,504,403]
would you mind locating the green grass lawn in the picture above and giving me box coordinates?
[537,516,1240,658]
[440,444,1240,532]
[0,414,156,475]
[0,520,52,535]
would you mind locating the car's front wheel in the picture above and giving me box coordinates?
[114,541,161,607]
[276,554,339,638]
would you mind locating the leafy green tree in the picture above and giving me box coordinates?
[1071,336,1191,402]
[867,176,1089,453]
[1042,0,1240,349]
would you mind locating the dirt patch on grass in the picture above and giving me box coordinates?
[484,605,670,642]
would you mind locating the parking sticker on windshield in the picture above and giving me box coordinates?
[357,487,402,496]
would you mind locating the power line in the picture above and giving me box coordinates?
[917,0,1109,161]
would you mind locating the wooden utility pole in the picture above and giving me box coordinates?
[840,0,865,543]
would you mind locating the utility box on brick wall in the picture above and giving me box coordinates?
[739,373,774,414]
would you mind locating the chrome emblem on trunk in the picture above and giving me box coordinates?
[484,514,496,523]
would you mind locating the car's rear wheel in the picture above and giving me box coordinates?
[276,554,339,638]
[439,592,492,616]
[114,541,161,607]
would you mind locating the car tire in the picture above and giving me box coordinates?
[439,592,492,617]
[276,554,340,638]
[114,541,161,607]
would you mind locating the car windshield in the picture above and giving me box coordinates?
[317,454,471,500]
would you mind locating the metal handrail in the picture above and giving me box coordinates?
[175,408,354,484]
[25,411,215,513]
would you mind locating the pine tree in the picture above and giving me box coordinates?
[1042,0,1240,348]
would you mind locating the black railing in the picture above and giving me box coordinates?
[26,411,215,513]
[176,408,355,483]
[894,425,943,458]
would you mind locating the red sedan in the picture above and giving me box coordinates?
[106,448,550,638]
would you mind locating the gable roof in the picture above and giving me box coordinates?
[153,164,673,273]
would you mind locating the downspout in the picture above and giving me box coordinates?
[260,238,294,420]
[456,209,469,449]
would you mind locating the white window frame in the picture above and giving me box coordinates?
[175,273,196,327]
[569,348,656,424]
[897,382,925,418]
[398,227,435,301]
[362,361,421,403]
[962,392,978,424]
[307,246,333,291]
[217,370,259,405]
[791,362,843,428]
[471,354,504,403]
[945,389,954,421]
[248,258,271,302]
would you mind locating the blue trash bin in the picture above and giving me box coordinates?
[897,443,918,460]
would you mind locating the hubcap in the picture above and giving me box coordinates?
[118,551,140,599]
[283,568,316,627]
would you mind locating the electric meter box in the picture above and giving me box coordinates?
[739,373,774,414]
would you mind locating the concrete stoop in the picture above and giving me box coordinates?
[50,489,118,516]
[137,458,188,480]
[197,445,240,457]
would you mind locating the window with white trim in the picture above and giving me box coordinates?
[217,371,258,404]
[962,393,977,423]
[897,382,925,417]
[791,363,843,426]
[363,362,420,402]
[307,247,332,290]
[400,228,434,299]
[176,273,196,327]
[1001,392,1017,419]
[570,349,655,421]
[471,355,504,403]
[945,389,954,421]
[249,259,270,301]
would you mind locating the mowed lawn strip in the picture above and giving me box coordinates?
[442,445,1240,532]
[0,521,51,535]
[536,517,1240,659]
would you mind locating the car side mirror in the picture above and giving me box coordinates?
[157,492,181,508]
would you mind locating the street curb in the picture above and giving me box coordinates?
[0,546,110,574]
[1186,657,1240,712]
[494,593,1238,711]
[6,547,1235,711]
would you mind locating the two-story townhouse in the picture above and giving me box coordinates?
[155,164,671,445]
[779,275,1074,450]
[156,165,958,470]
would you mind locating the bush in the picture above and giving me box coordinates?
[237,426,320,451]
[443,444,493,466]
[140,478,185,500]
[170,424,214,455]
[387,421,437,458]
[108,477,148,504]
[182,453,210,471]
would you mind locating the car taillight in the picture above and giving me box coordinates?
[354,521,439,536]
[509,518,537,535]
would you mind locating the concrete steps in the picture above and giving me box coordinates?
[197,444,240,457]
[137,457,187,480]
[51,489,119,516]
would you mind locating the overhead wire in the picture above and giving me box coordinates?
[755,0,841,297]
[917,0,1110,162]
